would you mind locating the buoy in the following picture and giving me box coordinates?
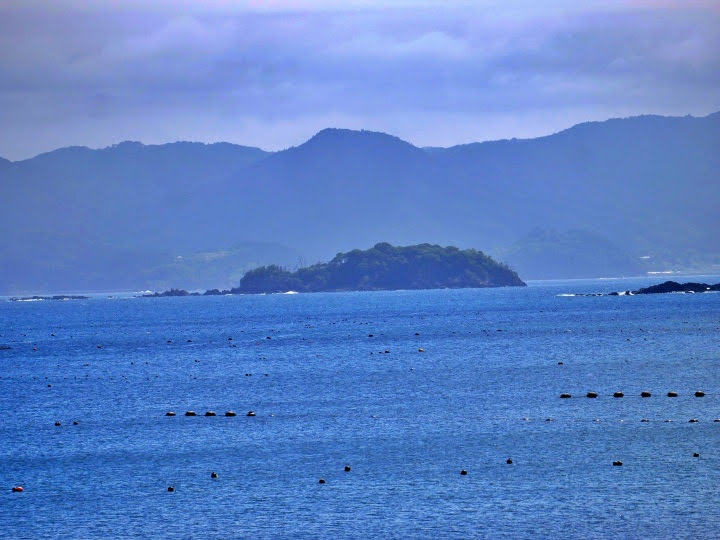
[185,411,197,416]
[714,419,720,423]
[613,461,623,466]
[418,348,424,352]
[460,469,468,475]
[613,392,624,398]
[665,419,673,423]
[167,486,175,492]
[54,421,61,426]
[641,391,651,398]
[210,472,218,479]
[344,465,351,472]
[165,411,176,417]
[506,458,513,464]
[318,478,325,484]
[247,411,256,417]
[368,334,374,337]
[546,417,554,422]
[11,486,23,492]
[667,391,678,397]
[73,421,78,425]
[693,452,700,458]
[695,390,705,397]
[586,392,598,398]
[689,419,699,423]
[560,393,571,399]
[205,411,216,416]
[225,411,237,417]
[641,419,649,422]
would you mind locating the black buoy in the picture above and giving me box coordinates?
[167,486,175,492]
[73,421,78,426]
[225,411,237,417]
[560,393,572,399]
[166,411,176,417]
[557,361,563,365]
[641,391,651,398]
[210,472,218,479]
[667,391,678,397]
[344,465,351,472]
[586,392,598,398]
[506,458,513,464]
[693,452,700,458]
[695,390,705,397]
[641,419,649,422]
[11,486,23,492]
[460,469,468,475]
[318,478,326,484]
[689,419,699,423]
[613,392,624,398]
[54,421,61,426]
[205,411,216,416]
[613,461,623,466]
[185,411,197,416]
[247,411,256,417]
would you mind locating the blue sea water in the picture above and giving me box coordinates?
[1,277,719,539]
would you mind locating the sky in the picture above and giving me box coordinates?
[1,0,718,160]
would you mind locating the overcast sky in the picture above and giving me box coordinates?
[1,0,718,160]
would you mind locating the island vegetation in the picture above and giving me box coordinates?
[231,243,525,293]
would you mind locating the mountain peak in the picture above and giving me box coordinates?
[302,127,418,150]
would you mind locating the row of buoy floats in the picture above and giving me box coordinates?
[561,390,706,398]
[13,451,709,493]
[166,410,256,417]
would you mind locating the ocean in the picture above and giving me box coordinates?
[1,277,719,538]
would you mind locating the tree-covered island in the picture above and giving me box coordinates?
[231,243,525,293]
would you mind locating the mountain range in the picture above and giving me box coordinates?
[1,112,719,293]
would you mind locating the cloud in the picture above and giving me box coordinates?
[0,0,718,159]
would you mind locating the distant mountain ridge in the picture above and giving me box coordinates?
[1,112,718,293]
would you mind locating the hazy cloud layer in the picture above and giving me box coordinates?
[1,0,718,159]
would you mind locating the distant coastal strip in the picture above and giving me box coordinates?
[564,281,720,297]
[143,243,525,296]
[9,295,89,302]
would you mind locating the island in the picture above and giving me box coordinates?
[568,280,720,297]
[231,243,525,293]
[633,281,720,294]
[9,295,89,302]
[141,288,200,298]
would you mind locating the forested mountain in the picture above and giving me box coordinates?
[1,113,718,293]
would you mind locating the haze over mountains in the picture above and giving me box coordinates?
[1,112,718,294]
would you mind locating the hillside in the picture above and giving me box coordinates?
[1,112,719,293]
[234,243,525,293]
